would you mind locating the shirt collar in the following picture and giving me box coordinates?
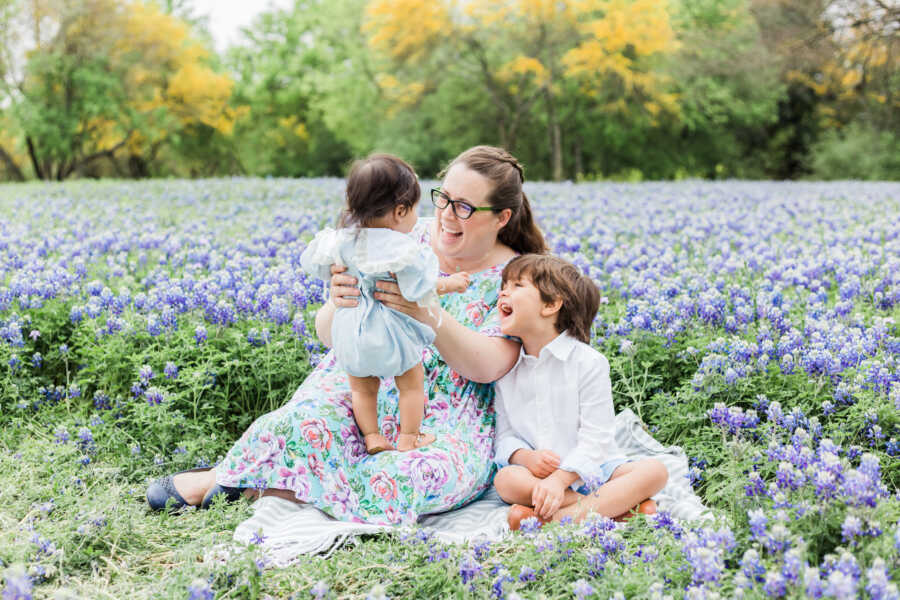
[516,330,577,364]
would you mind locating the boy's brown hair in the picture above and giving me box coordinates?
[501,254,600,344]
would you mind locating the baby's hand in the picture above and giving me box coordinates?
[523,449,560,479]
[437,271,470,295]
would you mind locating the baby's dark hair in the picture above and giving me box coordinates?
[339,154,420,228]
[501,254,600,344]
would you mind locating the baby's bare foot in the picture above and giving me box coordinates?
[363,433,395,454]
[397,431,436,452]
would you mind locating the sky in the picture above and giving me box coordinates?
[190,0,294,52]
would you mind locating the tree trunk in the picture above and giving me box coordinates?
[25,136,46,180]
[0,145,26,181]
[545,89,563,181]
[573,137,583,181]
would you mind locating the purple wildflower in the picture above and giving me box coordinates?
[164,361,178,379]
[572,578,594,599]
[459,553,481,585]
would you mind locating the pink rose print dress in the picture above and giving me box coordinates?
[215,218,514,525]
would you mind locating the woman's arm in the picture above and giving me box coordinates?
[314,266,360,348]
[374,282,519,383]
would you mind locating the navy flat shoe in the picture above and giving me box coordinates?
[146,467,212,511]
[200,483,243,509]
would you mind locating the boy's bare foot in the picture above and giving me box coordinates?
[507,504,550,531]
[363,432,395,454]
[613,498,657,522]
[396,431,435,452]
[172,469,217,506]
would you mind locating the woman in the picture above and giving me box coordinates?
[147,146,547,525]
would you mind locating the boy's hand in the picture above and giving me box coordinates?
[522,449,560,478]
[532,475,566,520]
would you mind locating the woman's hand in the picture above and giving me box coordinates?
[330,264,360,308]
[373,275,433,325]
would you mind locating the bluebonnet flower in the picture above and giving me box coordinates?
[58,344,69,357]
[28,330,39,341]
[517,566,536,582]
[138,365,153,383]
[1,566,33,600]
[8,355,20,371]
[93,391,111,411]
[763,569,786,598]
[747,509,767,540]
[572,578,594,599]
[187,579,213,600]
[865,558,898,600]
[586,549,608,576]
[194,325,207,345]
[740,549,765,583]
[472,540,491,561]
[781,548,804,584]
[249,530,266,545]
[164,361,178,379]
[54,428,70,444]
[310,580,329,599]
[144,387,164,406]
[489,567,512,599]
[841,515,863,544]
[458,553,481,585]
[824,570,857,599]
[30,353,41,368]
[519,516,541,533]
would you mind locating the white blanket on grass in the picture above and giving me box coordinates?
[232,408,713,566]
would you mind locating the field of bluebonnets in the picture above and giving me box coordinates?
[0,178,898,599]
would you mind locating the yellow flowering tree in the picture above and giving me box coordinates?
[363,0,680,179]
[0,0,240,179]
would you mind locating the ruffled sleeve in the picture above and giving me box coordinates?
[299,227,341,282]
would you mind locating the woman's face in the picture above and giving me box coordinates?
[433,163,509,263]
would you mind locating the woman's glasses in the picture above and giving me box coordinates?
[430,189,494,220]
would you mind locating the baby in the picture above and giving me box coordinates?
[492,254,668,528]
[301,154,468,454]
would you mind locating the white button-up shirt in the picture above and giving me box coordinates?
[493,331,625,487]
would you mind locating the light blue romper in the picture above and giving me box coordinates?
[300,227,439,378]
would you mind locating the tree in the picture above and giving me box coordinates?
[363,0,680,180]
[0,0,241,180]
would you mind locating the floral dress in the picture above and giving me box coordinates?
[215,219,513,525]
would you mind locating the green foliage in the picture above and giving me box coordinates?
[808,120,900,181]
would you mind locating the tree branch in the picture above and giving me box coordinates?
[0,143,25,181]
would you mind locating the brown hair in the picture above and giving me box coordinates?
[501,254,600,344]
[441,146,547,254]
[340,154,420,228]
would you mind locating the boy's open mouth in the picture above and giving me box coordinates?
[498,301,513,318]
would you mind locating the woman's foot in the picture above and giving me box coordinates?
[171,469,217,506]
[396,431,435,452]
[363,432,395,454]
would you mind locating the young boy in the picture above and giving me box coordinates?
[492,254,668,530]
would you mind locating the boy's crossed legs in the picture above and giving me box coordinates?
[348,363,435,454]
[494,458,668,525]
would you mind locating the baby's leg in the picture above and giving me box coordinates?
[347,374,393,454]
[394,363,435,451]
[552,458,668,523]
